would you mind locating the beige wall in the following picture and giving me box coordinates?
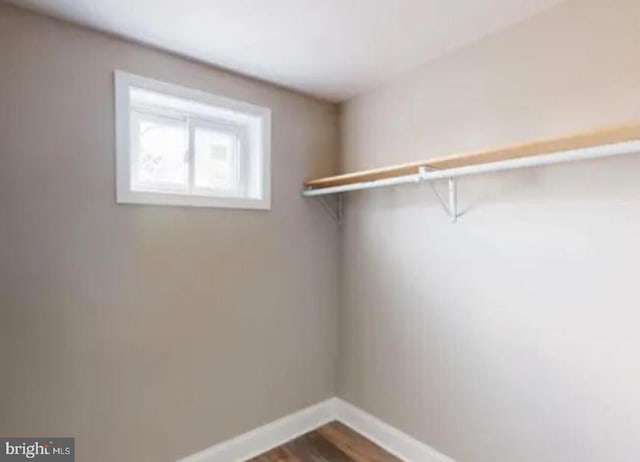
[0,5,339,462]
[338,0,640,461]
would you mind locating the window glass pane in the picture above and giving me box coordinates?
[134,114,188,190]
[194,126,240,192]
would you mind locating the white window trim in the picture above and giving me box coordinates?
[114,70,271,210]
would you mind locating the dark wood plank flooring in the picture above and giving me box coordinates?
[247,421,402,462]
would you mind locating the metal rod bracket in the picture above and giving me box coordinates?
[420,167,458,223]
[316,194,343,224]
[448,178,458,223]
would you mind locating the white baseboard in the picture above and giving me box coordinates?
[333,398,457,462]
[177,397,458,462]
[177,400,335,462]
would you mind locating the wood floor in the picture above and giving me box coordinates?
[247,421,402,462]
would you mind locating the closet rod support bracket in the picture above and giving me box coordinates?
[419,167,459,223]
[448,178,458,223]
[314,192,343,224]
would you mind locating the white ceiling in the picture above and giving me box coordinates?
[7,0,565,101]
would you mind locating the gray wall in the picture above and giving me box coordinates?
[338,0,640,461]
[0,5,340,462]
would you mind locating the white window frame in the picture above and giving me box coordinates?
[114,70,271,210]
